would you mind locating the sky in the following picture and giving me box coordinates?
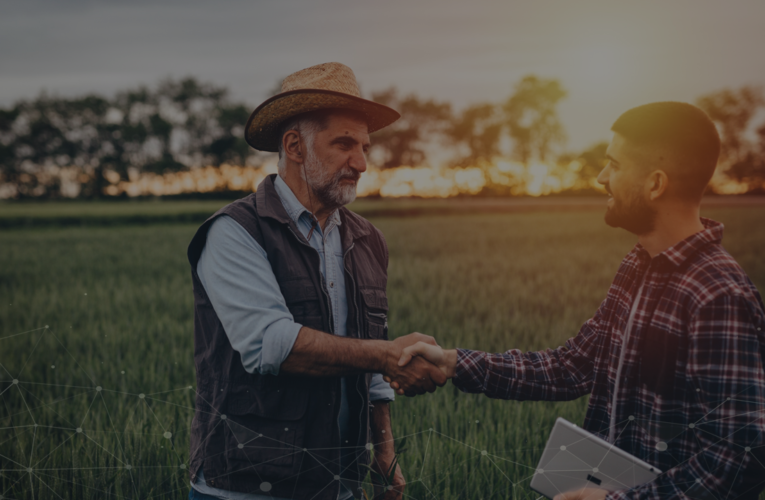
[2,0,765,150]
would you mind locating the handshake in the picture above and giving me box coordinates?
[380,333,458,396]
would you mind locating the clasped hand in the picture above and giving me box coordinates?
[382,335,456,396]
[381,333,449,396]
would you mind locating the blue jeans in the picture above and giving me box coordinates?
[188,487,221,500]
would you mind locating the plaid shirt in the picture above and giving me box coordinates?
[454,219,765,499]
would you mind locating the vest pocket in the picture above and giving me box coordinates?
[223,386,309,475]
[280,278,324,330]
[361,288,388,339]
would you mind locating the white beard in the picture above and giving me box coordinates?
[302,149,359,210]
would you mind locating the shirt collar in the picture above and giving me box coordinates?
[273,174,341,228]
[633,217,724,267]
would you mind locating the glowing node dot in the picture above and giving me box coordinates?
[475,420,479,423]
[696,478,701,483]
[260,482,272,492]
[560,445,566,451]
[537,469,544,474]
[188,385,192,389]
[628,415,635,421]
[381,430,385,434]
[656,441,668,451]
[51,365,55,369]
[45,325,49,329]
[126,465,132,470]
[84,293,87,296]
[746,446,751,452]
[303,448,307,452]
[366,443,374,451]
[164,432,172,439]
[139,393,145,399]
[689,423,695,429]
[96,386,102,392]
[76,428,82,433]
[593,468,599,473]
[481,450,487,456]
[180,464,186,470]
[220,415,227,420]
[696,388,701,392]
[27,468,32,473]
[387,485,394,491]
[238,443,244,449]
[12,379,18,385]
[334,475,341,480]
[284,427,288,431]
[429,428,433,431]
[121,371,125,374]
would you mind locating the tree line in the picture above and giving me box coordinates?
[1,76,763,199]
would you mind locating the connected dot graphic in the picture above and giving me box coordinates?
[1,322,764,499]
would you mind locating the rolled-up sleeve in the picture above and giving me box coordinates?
[452,301,605,401]
[196,215,302,376]
[369,373,395,402]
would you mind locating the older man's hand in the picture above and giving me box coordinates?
[553,488,608,500]
[381,333,447,396]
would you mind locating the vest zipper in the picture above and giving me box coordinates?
[343,242,368,483]
[286,223,341,499]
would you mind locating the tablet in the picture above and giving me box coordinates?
[530,417,661,499]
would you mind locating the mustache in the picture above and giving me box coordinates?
[336,168,360,183]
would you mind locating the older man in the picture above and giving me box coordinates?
[399,102,765,500]
[186,63,445,500]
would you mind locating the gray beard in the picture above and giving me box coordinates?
[303,150,359,211]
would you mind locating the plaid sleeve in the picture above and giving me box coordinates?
[607,293,765,500]
[452,302,605,401]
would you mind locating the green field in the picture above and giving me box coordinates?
[1,203,764,499]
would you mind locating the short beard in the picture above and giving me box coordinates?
[604,190,657,235]
[302,149,359,211]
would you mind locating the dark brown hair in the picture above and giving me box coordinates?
[611,102,720,200]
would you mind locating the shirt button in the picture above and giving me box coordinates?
[330,281,334,288]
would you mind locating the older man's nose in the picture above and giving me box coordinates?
[349,149,367,173]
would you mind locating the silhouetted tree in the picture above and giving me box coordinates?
[697,86,765,189]
[504,76,567,165]
[0,77,258,199]
[446,103,503,165]
[369,88,452,169]
[697,86,764,167]
[558,141,609,192]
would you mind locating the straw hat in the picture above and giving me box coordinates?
[244,62,400,152]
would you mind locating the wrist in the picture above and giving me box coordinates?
[374,340,397,374]
[444,349,458,378]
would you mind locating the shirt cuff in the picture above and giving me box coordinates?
[259,319,303,375]
[369,373,395,402]
[452,348,487,393]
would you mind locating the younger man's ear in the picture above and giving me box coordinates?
[647,170,669,201]
[282,130,303,164]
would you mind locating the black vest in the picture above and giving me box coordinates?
[187,175,389,499]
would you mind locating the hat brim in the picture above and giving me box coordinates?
[244,89,400,152]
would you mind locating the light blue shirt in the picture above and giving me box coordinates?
[192,175,394,500]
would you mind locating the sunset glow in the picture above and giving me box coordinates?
[105,160,606,199]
